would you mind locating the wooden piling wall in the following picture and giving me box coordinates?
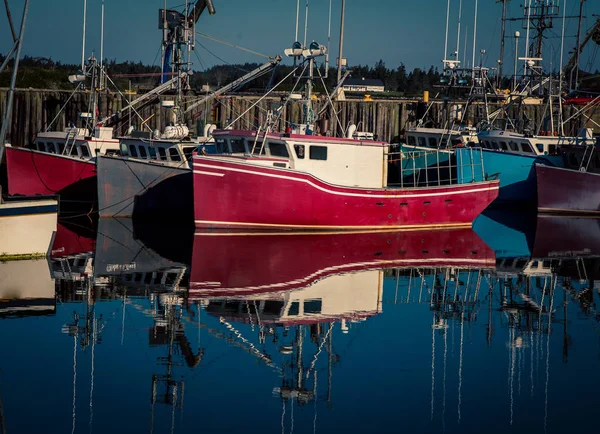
[1,88,598,147]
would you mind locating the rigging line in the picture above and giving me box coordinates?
[226,62,306,129]
[315,65,346,136]
[45,82,84,132]
[196,32,272,60]
[103,73,152,132]
[195,41,249,73]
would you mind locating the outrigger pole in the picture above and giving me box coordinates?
[0,0,31,161]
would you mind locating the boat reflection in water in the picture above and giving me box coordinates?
[0,258,55,317]
[4,213,600,433]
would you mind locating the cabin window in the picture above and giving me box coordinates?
[509,142,518,151]
[148,146,157,159]
[47,142,57,154]
[304,299,322,314]
[536,144,544,153]
[269,142,289,158]
[548,145,557,155]
[288,302,300,316]
[499,141,508,151]
[250,142,263,155]
[451,138,462,147]
[168,148,182,162]
[440,138,448,149]
[57,142,65,154]
[263,300,285,316]
[428,137,438,148]
[294,144,305,159]
[417,136,426,147]
[407,136,416,146]
[182,146,196,161]
[138,146,148,159]
[129,144,138,157]
[230,138,245,153]
[215,139,227,154]
[120,143,129,156]
[521,142,533,153]
[158,147,167,160]
[80,144,90,158]
[35,141,43,151]
[70,144,79,157]
[309,145,328,161]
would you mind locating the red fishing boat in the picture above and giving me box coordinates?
[190,227,495,298]
[3,58,120,213]
[193,130,499,230]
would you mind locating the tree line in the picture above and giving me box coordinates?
[0,54,444,96]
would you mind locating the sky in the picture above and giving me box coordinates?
[1,0,599,74]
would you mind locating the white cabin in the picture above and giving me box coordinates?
[32,126,119,159]
[212,130,389,188]
[404,126,479,150]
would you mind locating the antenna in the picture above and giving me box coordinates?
[325,0,332,78]
[337,0,346,82]
[81,0,87,71]
[100,0,105,89]
[471,0,478,79]
[303,0,309,48]
[295,0,300,42]
[456,0,463,62]
[443,0,451,68]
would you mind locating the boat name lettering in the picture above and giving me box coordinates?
[106,263,137,272]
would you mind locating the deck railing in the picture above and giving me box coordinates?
[387,147,486,188]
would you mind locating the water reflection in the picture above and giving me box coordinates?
[0,216,599,433]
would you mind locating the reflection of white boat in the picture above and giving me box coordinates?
[204,269,382,326]
[0,197,58,259]
[0,259,55,317]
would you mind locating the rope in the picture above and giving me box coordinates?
[196,32,272,60]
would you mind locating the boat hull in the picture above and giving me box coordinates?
[478,149,563,207]
[0,199,58,259]
[4,146,97,213]
[190,228,495,298]
[536,164,600,215]
[97,155,192,219]
[192,156,499,230]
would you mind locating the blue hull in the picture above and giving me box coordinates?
[480,150,563,206]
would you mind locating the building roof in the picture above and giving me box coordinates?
[342,77,385,87]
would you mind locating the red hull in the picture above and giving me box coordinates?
[5,146,96,197]
[536,164,600,215]
[50,222,96,259]
[190,229,496,298]
[192,156,500,230]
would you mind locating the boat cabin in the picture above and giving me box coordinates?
[117,136,215,167]
[32,126,119,159]
[405,127,479,150]
[211,129,390,188]
[477,129,597,156]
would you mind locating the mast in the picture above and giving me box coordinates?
[100,0,105,90]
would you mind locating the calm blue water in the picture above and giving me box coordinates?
[1,212,599,434]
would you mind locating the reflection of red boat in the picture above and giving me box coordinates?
[190,229,495,299]
[50,221,96,260]
[532,215,600,259]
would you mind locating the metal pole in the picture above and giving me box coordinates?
[498,0,508,84]
[443,0,451,65]
[100,0,104,89]
[471,0,478,79]
[81,0,87,71]
[0,0,30,158]
[513,32,520,90]
[337,0,346,82]
[295,0,300,41]
[574,0,586,90]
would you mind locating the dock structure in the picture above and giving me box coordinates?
[0,88,598,147]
